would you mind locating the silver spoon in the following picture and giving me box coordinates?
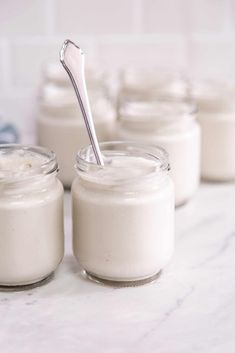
[60,39,104,166]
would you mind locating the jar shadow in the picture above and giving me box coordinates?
[0,272,54,293]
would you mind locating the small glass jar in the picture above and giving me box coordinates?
[116,99,201,206]
[72,142,174,285]
[0,144,64,288]
[37,63,116,187]
[191,80,235,181]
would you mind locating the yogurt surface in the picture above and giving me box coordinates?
[83,155,162,185]
[0,148,49,178]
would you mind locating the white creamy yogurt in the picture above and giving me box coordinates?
[72,142,174,284]
[0,145,64,287]
[89,155,160,184]
[0,148,48,177]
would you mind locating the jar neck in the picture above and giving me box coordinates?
[40,82,109,108]
[0,172,57,197]
[39,88,113,120]
[120,88,189,102]
[118,99,196,134]
[191,80,235,113]
[0,144,58,195]
[196,99,235,113]
[77,169,169,193]
[119,114,195,133]
[120,69,189,99]
[75,142,170,192]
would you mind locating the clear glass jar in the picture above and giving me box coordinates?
[191,80,235,181]
[0,144,64,288]
[72,142,174,286]
[116,99,201,206]
[37,63,116,187]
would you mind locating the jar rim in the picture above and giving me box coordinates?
[118,98,197,124]
[0,144,58,182]
[120,68,189,98]
[76,141,170,184]
[121,68,187,85]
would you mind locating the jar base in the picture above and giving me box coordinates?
[0,272,54,292]
[82,270,162,287]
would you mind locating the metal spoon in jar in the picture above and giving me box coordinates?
[60,39,104,166]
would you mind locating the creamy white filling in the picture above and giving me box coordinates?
[0,149,48,178]
[90,155,161,183]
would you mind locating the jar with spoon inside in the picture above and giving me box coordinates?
[72,142,175,285]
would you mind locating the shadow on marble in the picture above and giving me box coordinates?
[0,273,55,293]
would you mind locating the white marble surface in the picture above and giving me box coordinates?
[1,183,235,353]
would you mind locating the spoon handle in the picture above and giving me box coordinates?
[60,39,104,166]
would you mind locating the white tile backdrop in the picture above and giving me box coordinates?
[0,0,235,138]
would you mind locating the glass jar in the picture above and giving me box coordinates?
[0,144,64,288]
[37,63,116,187]
[116,99,201,206]
[72,142,174,285]
[191,80,235,181]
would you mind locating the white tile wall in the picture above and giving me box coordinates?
[0,0,48,36]
[190,36,235,80]
[188,0,226,32]
[0,0,235,139]
[10,40,60,87]
[142,0,184,33]
[55,0,134,34]
[98,35,187,70]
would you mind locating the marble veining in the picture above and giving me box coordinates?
[192,231,235,268]
[1,183,235,353]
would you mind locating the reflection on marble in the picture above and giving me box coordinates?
[1,183,235,353]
